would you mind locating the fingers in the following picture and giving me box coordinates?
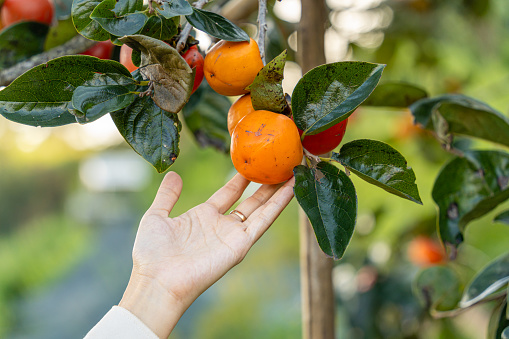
[206,173,250,213]
[246,177,295,243]
[148,171,183,216]
[229,183,281,221]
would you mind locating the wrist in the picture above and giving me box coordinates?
[119,272,187,339]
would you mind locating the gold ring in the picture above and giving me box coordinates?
[229,209,247,222]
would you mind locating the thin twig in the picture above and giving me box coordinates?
[0,35,97,86]
[147,0,164,14]
[430,290,507,319]
[176,0,209,53]
[257,0,268,64]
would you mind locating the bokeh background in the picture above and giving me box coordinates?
[1,0,509,338]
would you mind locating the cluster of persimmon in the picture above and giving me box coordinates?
[203,38,349,185]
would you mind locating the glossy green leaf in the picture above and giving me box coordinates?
[186,8,250,42]
[362,82,428,107]
[494,210,509,225]
[0,56,131,127]
[72,0,110,41]
[409,94,509,147]
[139,15,179,41]
[90,0,147,37]
[460,252,509,308]
[155,0,193,18]
[71,73,137,124]
[413,266,462,311]
[182,83,231,153]
[0,22,49,69]
[111,73,181,173]
[44,17,78,51]
[332,139,422,204]
[293,162,357,259]
[246,50,289,114]
[432,151,509,248]
[292,62,385,135]
[119,35,193,113]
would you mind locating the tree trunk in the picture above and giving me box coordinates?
[297,1,335,339]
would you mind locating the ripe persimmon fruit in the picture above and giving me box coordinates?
[1,0,54,27]
[204,38,264,96]
[407,236,445,266]
[227,94,256,135]
[231,110,303,185]
[119,44,138,73]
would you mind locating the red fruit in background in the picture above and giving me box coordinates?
[182,45,204,94]
[119,44,138,73]
[80,41,114,60]
[1,0,54,27]
[407,236,445,266]
[298,119,348,155]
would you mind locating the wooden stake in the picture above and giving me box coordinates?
[297,1,335,339]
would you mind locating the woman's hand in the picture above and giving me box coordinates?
[119,172,295,338]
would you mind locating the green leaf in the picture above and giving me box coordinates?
[155,0,193,18]
[44,17,78,51]
[119,35,194,113]
[246,50,289,114]
[488,302,509,339]
[413,266,462,311]
[139,15,179,41]
[362,82,428,107]
[71,73,137,124]
[0,22,49,69]
[182,83,231,152]
[111,93,181,173]
[409,94,509,148]
[332,139,422,204]
[293,162,357,259]
[494,210,509,225]
[186,8,250,42]
[292,62,385,135]
[460,251,509,308]
[0,56,131,127]
[72,0,110,41]
[90,0,147,37]
[432,151,509,248]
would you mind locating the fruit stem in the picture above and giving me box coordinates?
[176,0,210,53]
[257,0,268,64]
[303,148,321,165]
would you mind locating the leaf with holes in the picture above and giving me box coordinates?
[119,35,193,113]
[332,139,421,204]
[246,50,289,114]
[293,162,357,259]
[432,151,509,249]
[292,62,385,135]
[155,0,193,18]
[0,56,131,127]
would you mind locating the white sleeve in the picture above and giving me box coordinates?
[84,306,160,339]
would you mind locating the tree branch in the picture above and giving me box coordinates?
[257,0,268,64]
[176,0,209,53]
[0,35,96,86]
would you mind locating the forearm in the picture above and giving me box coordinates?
[118,272,188,339]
